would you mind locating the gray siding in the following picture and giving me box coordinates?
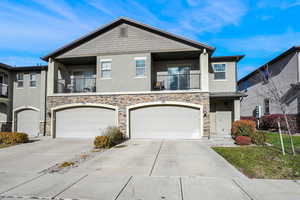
[58,24,198,58]
[13,70,47,122]
[97,53,151,92]
[239,52,299,116]
[209,61,237,93]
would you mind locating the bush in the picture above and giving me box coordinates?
[104,126,123,146]
[94,136,110,149]
[0,132,28,145]
[251,131,266,145]
[235,136,252,145]
[241,116,256,123]
[260,114,299,134]
[232,120,256,138]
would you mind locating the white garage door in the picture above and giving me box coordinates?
[130,105,201,139]
[55,106,116,138]
[17,109,39,137]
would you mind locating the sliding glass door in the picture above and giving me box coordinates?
[167,66,190,90]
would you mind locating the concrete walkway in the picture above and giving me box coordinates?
[0,138,299,200]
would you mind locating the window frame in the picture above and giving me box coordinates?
[212,63,226,80]
[29,72,37,88]
[100,59,112,79]
[264,98,270,115]
[134,57,147,78]
[16,73,24,88]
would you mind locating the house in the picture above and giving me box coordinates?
[0,63,47,137]
[0,17,244,139]
[238,46,300,118]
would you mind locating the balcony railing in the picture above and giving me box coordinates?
[153,73,201,90]
[0,83,8,97]
[56,78,96,93]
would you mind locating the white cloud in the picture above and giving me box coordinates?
[257,0,300,10]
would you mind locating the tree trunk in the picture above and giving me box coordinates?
[283,113,296,155]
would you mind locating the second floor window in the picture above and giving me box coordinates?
[264,98,270,115]
[30,72,37,87]
[213,64,226,80]
[101,60,112,79]
[16,73,24,88]
[135,58,146,77]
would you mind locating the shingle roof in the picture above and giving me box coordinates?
[0,63,47,71]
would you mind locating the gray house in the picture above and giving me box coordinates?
[0,63,47,137]
[238,46,300,117]
[1,17,244,139]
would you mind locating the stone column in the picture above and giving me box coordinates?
[200,49,209,92]
[234,99,241,121]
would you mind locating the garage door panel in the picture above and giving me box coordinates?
[130,105,201,139]
[55,107,116,138]
[17,109,39,137]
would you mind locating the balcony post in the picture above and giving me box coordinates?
[200,49,209,92]
[47,58,58,95]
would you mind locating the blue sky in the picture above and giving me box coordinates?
[1,0,300,79]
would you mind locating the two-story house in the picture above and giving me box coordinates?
[42,18,244,139]
[0,63,47,136]
[1,17,244,139]
[238,46,300,117]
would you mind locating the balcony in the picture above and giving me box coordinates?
[0,83,8,97]
[56,77,96,93]
[153,73,201,90]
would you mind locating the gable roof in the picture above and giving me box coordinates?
[42,17,215,61]
[211,55,244,62]
[238,46,300,84]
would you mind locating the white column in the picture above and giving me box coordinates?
[200,49,209,92]
[234,99,241,121]
[298,52,300,82]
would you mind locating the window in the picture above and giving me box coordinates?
[16,73,24,88]
[213,64,226,80]
[100,60,111,78]
[264,98,270,115]
[135,58,146,77]
[30,72,37,87]
[119,27,128,38]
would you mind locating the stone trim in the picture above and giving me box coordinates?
[46,92,210,138]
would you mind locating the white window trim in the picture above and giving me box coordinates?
[29,72,37,88]
[212,63,227,81]
[100,59,112,79]
[16,73,24,89]
[134,57,147,78]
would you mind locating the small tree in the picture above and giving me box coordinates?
[252,65,296,155]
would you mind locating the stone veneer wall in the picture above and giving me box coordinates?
[46,92,210,138]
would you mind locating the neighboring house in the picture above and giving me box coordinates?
[1,17,244,139]
[0,63,47,137]
[238,46,300,117]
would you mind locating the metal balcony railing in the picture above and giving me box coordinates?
[56,78,96,93]
[153,73,201,90]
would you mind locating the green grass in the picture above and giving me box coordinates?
[266,132,300,154]
[212,133,300,179]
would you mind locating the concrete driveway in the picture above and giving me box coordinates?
[1,138,300,200]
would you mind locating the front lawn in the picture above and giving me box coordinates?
[213,133,300,179]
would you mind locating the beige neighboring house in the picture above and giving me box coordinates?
[1,17,245,139]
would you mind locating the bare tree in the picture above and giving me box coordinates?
[253,66,296,155]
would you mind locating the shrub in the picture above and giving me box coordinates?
[103,126,123,146]
[94,136,110,149]
[235,136,252,145]
[251,131,266,145]
[232,120,256,138]
[0,132,28,145]
[260,114,299,134]
[241,116,256,123]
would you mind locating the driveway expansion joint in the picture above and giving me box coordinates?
[232,179,256,200]
[179,177,184,200]
[149,140,164,176]
[114,176,133,200]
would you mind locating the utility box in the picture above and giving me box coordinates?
[255,105,262,119]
